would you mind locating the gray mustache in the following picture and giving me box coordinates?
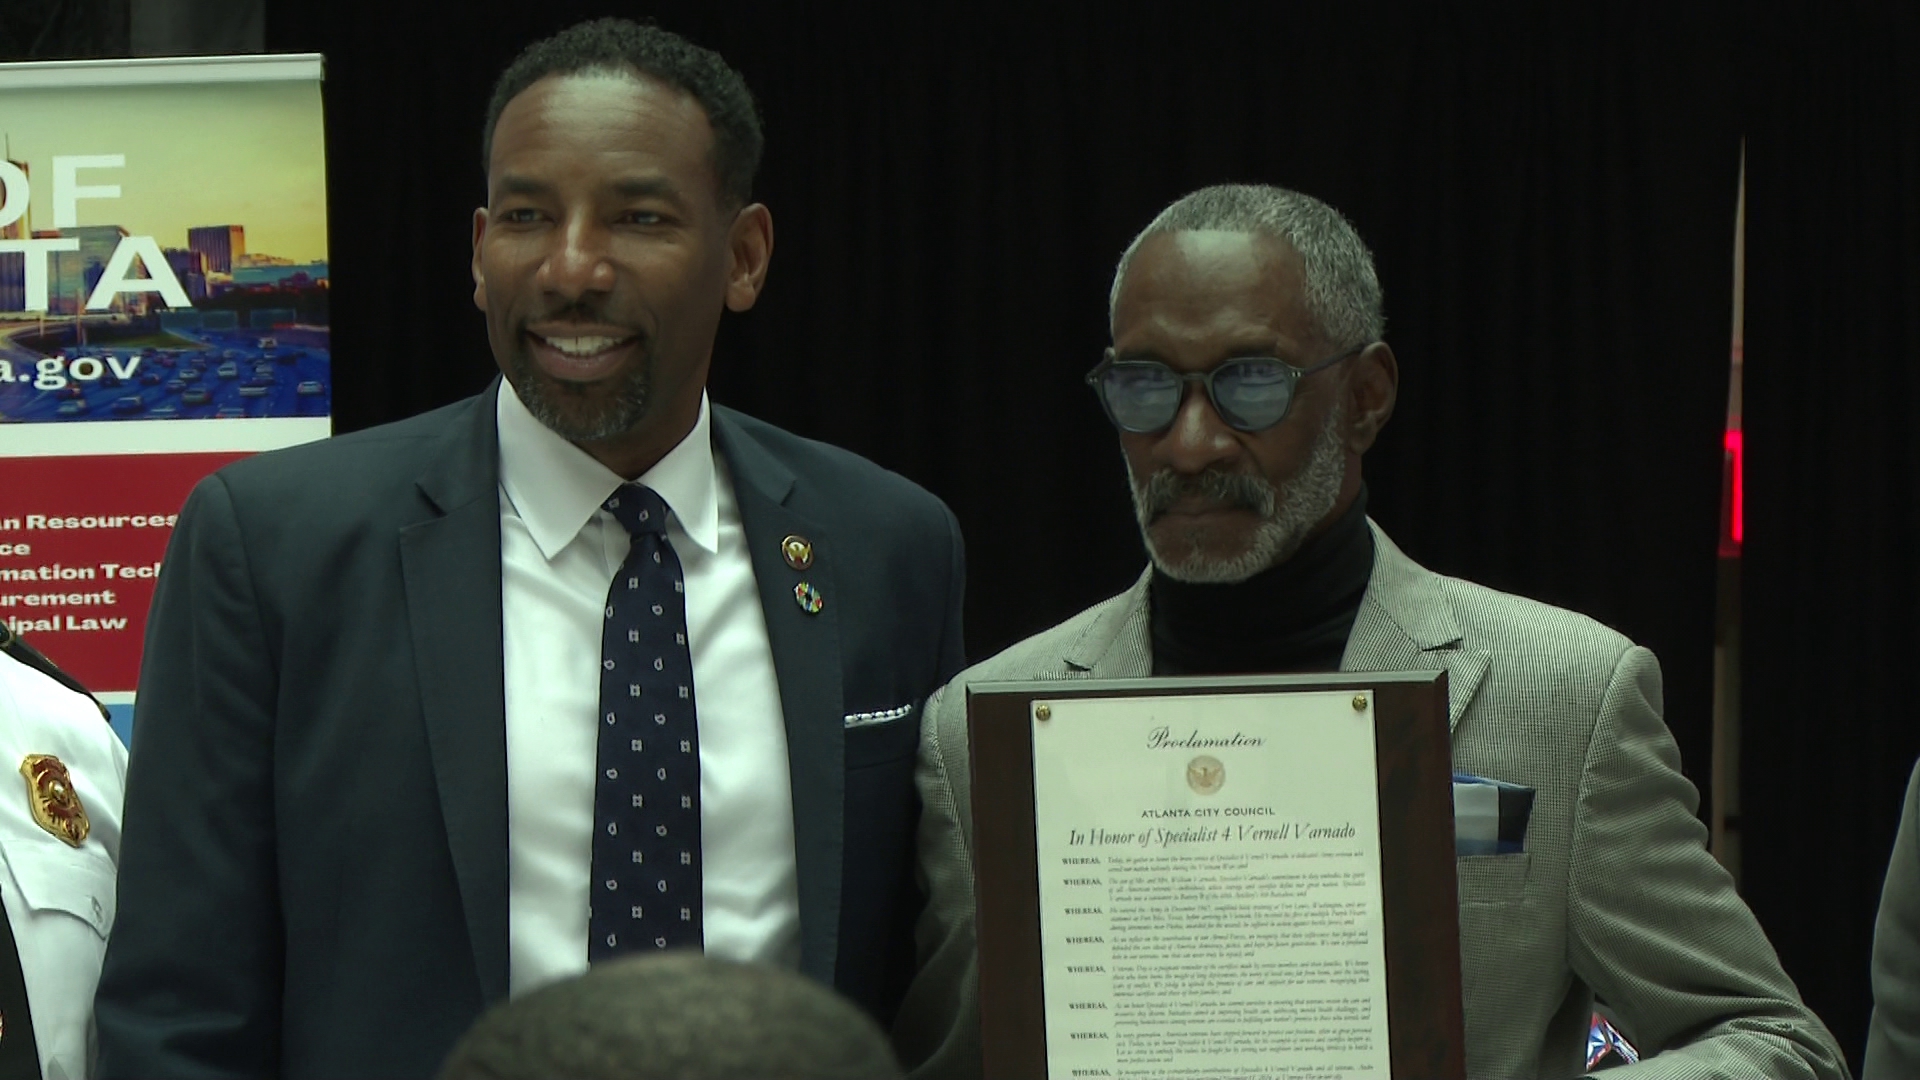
[1136,469,1277,520]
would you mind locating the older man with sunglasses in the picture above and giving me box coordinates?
[894,185,1846,1079]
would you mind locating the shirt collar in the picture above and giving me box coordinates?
[496,379,721,560]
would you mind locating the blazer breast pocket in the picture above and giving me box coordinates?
[843,701,919,771]
[1455,852,1533,907]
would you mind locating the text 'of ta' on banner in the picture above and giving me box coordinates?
[0,54,330,743]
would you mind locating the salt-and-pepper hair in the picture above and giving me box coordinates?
[1109,184,1386,352]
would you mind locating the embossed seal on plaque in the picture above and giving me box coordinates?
[1186,755,1225,796]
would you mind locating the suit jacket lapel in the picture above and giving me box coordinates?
[712,408,845,987]
[397,382,510,1004]
[1343,522,1489,730]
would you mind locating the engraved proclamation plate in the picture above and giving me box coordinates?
[969,672,1463,1080]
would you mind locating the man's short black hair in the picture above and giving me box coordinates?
[482,17,763,208]
[436,954,903,1080]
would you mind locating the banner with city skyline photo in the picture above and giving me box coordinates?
[0,54,329,741]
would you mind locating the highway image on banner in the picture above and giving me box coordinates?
[0,324,330,422]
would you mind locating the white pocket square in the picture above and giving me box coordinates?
[843,703,914,729]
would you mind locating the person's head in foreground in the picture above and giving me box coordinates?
[437,953,904,1080]
[1096,182,1397,584]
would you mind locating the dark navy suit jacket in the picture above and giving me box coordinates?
[94,382,967,1079]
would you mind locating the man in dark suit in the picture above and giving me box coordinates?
[95,19,965,1080]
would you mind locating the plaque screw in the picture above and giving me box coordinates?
[1352,695,1368,711]
[1035,704,1052,721]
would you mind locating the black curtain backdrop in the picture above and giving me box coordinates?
[270,0,1747,1040]
[1742,5,1920,1069]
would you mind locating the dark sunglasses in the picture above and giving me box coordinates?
[1085,344,1366,434]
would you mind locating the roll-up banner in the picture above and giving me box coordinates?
[0,55,329,743]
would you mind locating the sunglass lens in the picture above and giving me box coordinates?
[1213,360,1293,430]
[1100,364,1181,432]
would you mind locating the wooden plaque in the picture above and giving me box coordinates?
[968,671,1464,1080]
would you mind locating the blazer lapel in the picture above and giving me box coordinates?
[397,382,510,1004]
[712,408,845,987]
[1342,522,1489,730]
[1064,570,1154,677]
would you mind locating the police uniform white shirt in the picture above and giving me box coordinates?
[0,649,126,1080]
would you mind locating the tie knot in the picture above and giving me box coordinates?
[604,484,671,537]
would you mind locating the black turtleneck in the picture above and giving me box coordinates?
[1149,487,1375,677]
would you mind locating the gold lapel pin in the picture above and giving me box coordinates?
[780,534,814,571]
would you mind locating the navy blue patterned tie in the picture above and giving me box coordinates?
[589,483,702,961]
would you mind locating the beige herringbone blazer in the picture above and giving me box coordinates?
[893,523,1847,1080]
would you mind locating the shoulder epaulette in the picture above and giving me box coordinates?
[0,622,112,723]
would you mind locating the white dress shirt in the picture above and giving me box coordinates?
[497,381,800,997]
[0,648,126,1080]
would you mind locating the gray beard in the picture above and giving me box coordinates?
[506,351,654,443]
[1128,404,1348,584]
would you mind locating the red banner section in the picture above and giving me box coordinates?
[0,450,249,691]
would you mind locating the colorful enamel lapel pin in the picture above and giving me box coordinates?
[794,582,824,614]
